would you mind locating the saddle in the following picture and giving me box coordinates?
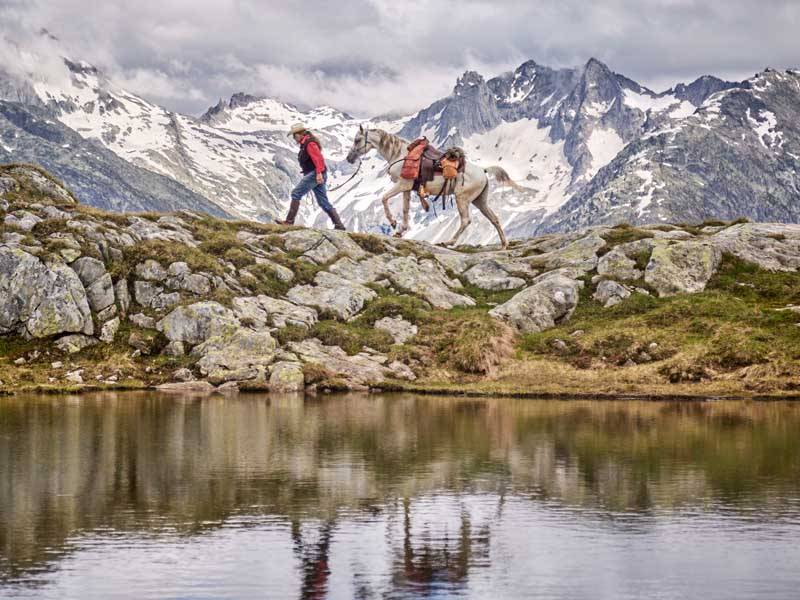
[401,138,465,194]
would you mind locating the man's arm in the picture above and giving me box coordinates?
[307,142,326,183]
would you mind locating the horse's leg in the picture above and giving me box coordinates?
[381,183,406,229]
[473,182,508,249]
[445,194,472,247]
[396,191,411,237]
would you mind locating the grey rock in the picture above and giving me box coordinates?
[388,361,417,381]
[463,260,526,291]
[99,317,120,343]
[489,275,583,334]
[64,369,84,384]
[96,304,117,323]
[216,381,240,394]
[163,341,186,357]
[374,316,418,344]
[644,241,722,296]
[287,272,376,320]
[135,259,168,282]
[150,292,181,311]
[129,313,156,329]
[192,328,277,384]
[288,338,396,388]
[172,367,195,382]
[115,279,131,315]
[70,256,106,287]
[4,210,42,231]
[593,280,631,307]
[384,256,474,309]
[55,334,98,354]
[85,273,115,312]
[157,301,239,345]
[269,361,306,392]
[156,381,216,394]
[231,296,318,330]
[0,247,93,338]
[133,281,163,307]
[709,223,800,272]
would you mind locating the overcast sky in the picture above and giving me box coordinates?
[1,0,798,117]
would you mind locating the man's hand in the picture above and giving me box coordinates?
[316,173,324,185]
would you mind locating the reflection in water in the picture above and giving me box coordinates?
[1,393,800,599]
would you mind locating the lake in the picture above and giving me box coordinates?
[1,392,799,599]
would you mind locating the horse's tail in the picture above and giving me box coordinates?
[485,166,524,192]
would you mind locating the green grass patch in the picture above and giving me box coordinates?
[598,224,654,255]
[354,295,431,326]
[311,320,394,355]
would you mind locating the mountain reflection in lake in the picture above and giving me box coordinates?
[1,393,800,599]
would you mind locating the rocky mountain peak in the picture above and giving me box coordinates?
[453,70,487,95]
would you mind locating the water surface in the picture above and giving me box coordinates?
[1,392,800,599]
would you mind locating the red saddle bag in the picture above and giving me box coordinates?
[401,138,428,180]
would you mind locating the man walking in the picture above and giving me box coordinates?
[276,123,346,230]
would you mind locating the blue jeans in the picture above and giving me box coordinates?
[291,171,332,212]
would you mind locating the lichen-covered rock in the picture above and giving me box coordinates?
[129,313,156,329]
[709,223,800,271]
[597,249,642,282]
[283,229,366,264]
[133,281,163,307]
[55,334,98,354]
[115,279,131,315]
[269,361,305,392]
[156,381,215,394]
[489,274,583,334]
[253,257,294,282]
[150,292,181,311]
[9,166,74,203]
[135,259,167,282]
[463,260,526,291]
[287,272,376,320]
[99,317,120,343]
[526,233,605,272]
[157,301,239,345]
[374,316,418,344]
[163,341,186,357]
[231,296,318,329]
[644,241,722,297]
[70,256,115,313]
[4,210,42,232]
[593,280,631,307]
[192,328,277,384]
[384,256,474,309]
[0,247,93,338]
[288,338,396,388]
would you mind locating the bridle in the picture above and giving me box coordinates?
[328,126,370,192]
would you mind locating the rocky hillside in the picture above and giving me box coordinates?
[2,165,800,398]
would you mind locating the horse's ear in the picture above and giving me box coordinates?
[358,124,364,133]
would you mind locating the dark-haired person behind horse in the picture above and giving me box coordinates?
[277,123,346,230]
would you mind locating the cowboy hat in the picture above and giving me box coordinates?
[288,122,307,137]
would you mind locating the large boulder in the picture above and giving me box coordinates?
[644,241,722,297]
[374,316,418,344]
[232,296,317,329]
[0,247,93,337]
[709,223,800,271]
[463,260,526,291]
[157,301,239,345]
[384,256,475,309]
[70,257,115,313]
[593,280,631,308]
[192,328,277,384]
[269,361,305,392]
[596,239,656,283]
[525,233,605,272]
[288,338,401,388]
[283,229,366,264]
[489,273,583,334]
[287,272,376,320]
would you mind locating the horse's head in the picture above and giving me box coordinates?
[346,124,375,164]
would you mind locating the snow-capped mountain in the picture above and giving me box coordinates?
[2,37,799,245]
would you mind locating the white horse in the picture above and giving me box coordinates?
[345,125,516,248]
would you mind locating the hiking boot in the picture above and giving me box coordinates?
[277,199,300,226]
[326,207,346,231]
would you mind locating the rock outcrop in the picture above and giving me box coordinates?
[4,164,800,394]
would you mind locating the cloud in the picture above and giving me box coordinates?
[1,0,798,117]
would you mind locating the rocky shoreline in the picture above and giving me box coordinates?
[3,164,800,398]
